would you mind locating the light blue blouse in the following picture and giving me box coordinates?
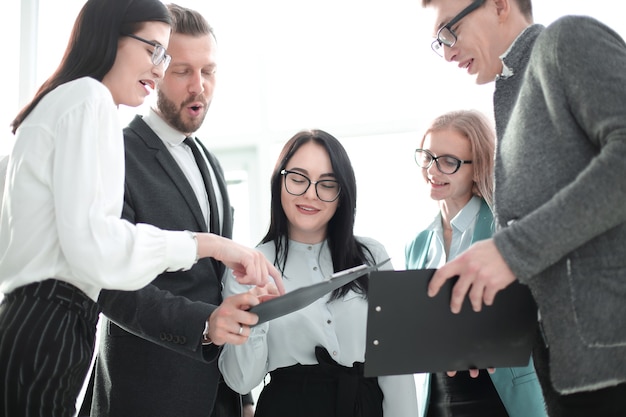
[423,195,483,266]
[219,237,419,416]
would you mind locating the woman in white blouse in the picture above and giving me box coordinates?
[219,129,418,417]
[0,1,280,415]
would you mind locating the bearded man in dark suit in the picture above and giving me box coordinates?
[82,4,262,417]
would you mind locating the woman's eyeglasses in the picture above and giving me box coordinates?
[415,148,472,175]
[124,33,172,70]
[280,169,341,202]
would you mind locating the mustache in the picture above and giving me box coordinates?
[181,95,208,108]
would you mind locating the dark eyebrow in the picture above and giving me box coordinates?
[286,167,308,175]
[287,167,336,179]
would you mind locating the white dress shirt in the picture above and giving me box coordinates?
[0,155,7,204]
[219,237,419,416]
[0,77,196,301]
[142,109,223,231]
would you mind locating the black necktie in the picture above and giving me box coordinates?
[184,137,220,234]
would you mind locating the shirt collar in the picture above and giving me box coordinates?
[496,29,525,80]
[498,60,515,80]
[143,108,191,147]
[434,195,482,233]
[497,24,545,81]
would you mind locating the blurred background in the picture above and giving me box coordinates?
[2,0,623,266]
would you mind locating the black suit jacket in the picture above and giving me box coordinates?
[89,115,241,416]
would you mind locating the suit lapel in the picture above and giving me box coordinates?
[471,199,495,243]
[126,116,209,232]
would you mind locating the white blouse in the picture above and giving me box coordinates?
[0,77,195,301]
[219,237,418,416]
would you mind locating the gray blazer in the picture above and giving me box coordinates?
[89,115,237,416]
[493,16,626,394]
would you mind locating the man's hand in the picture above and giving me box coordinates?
[207,292,261,346]
[428,239,516,313]
[197,233,285,294]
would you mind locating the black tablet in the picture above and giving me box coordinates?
[248,262,388,325]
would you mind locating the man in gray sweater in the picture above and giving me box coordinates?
[422,0,626,416]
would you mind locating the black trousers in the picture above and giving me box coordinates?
[557,382,626,417]
[533,328,626,417]
[0,279,100,417]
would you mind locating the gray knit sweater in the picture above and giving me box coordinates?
[493,16,626,394]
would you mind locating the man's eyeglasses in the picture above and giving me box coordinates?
[280,169,341,202]
[431,0,486,57]
[124,33,172,70]
[415,149,472,175]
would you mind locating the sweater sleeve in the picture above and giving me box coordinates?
[494,16,626,281]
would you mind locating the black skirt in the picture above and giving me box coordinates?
[426,370,509,417]
[254,346,383,417]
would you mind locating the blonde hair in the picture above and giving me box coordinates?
[420,110,495,207]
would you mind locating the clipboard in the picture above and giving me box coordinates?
[249,259,390,325]
[364,269,538,377]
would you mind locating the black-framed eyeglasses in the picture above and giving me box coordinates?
[415,149,472,175]
[280,169,341,202]
[431,0,486,57]
[124,33,172,70]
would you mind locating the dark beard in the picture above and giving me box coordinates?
[157,89,208,134]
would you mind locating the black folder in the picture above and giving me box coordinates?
[249,260,389,325]
[364,269,538,377]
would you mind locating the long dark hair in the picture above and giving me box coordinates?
[261,129,375,300]
[11,0,171,133]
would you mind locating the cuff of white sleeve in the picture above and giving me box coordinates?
[164,230,198,272]
[202,321,213,345]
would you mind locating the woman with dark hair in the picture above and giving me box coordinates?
[219,129,418,416]
[0,1,280,415]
